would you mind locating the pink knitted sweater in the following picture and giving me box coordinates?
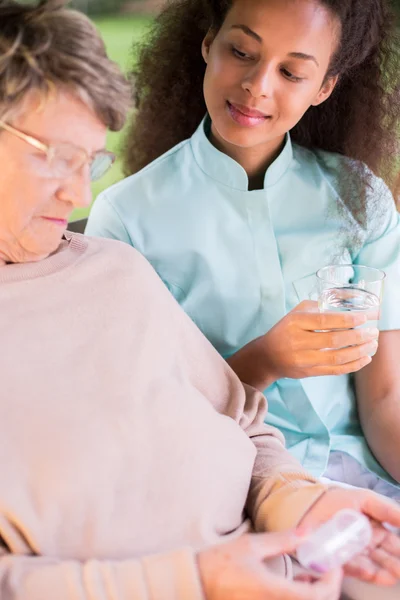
[0,234,325,599]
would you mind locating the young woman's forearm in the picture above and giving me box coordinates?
[226,337,277,391]
[359,396,400,483]
[355,331,400,483]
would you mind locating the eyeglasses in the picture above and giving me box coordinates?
[0,120,115,181]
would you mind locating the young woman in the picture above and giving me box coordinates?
[86,0,400,496]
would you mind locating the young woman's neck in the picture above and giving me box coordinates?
[210,128,286,191]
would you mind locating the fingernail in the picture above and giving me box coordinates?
[365,328,379,338]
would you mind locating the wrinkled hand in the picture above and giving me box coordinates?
[197,530,343,600]
[261,300,379,381]
[300,487,400,586]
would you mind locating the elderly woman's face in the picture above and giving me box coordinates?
[0,90,107,264]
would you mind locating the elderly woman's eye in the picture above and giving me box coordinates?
[52,147,82,174]
[31,151,48,161]
[59,156,75,168]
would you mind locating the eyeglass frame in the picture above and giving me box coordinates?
[0,119,116,181]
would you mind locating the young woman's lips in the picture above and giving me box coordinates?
[227,101,270,127]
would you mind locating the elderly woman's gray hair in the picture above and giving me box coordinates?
[0,0,131,128]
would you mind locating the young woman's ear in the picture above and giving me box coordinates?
[312,74,339,106]
[201,29,216,64]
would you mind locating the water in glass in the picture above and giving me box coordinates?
[319,286,380,328]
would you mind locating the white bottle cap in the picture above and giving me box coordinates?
[296,509,372,573]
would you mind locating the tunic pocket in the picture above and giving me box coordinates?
[292,250,353,305]
[292,272,319,303]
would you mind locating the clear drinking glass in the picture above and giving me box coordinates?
[316,265,385,329]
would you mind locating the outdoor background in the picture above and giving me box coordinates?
[67,1,161,221]
[20,0,400,220]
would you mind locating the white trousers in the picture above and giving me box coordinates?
[322,450,400,501]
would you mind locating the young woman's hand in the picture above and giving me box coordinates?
[260,300,379,384]
[299,487,400,586]
[197,530,343,600]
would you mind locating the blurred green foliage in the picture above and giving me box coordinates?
[15,0,130,14]
[71,0,126,16]
[70,15,151,221]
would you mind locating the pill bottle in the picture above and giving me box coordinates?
[296,509,372,573]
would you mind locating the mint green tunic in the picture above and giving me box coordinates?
[86,117,400,485]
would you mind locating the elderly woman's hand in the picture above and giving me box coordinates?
[299,487,400,586]
[197,530,343,600]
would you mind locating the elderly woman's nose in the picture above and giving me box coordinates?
[57,166,92,208]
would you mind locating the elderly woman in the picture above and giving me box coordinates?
[0,2,400,600]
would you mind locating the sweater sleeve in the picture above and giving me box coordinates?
[169,287,328,533]
[0,544,204,600]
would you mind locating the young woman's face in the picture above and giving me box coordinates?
[202,0,339,153]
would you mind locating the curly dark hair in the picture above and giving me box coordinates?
[124,0,400,223]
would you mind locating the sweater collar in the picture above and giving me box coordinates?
[190,115,293,191]
[0,233,87,284]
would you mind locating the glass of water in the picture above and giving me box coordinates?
[316,265,385,328]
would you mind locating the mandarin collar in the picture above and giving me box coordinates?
[190,115,293,191]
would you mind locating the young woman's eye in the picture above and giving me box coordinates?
[281,68,303,82]
[231,46,251,60]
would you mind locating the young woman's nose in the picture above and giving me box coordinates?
[241,62,274,99]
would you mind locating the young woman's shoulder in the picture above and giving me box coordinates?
[104,137,192,208]
[293,144,400,251]
[292,143,397,239]
[85,137,194,241]
[292,143,356,189]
